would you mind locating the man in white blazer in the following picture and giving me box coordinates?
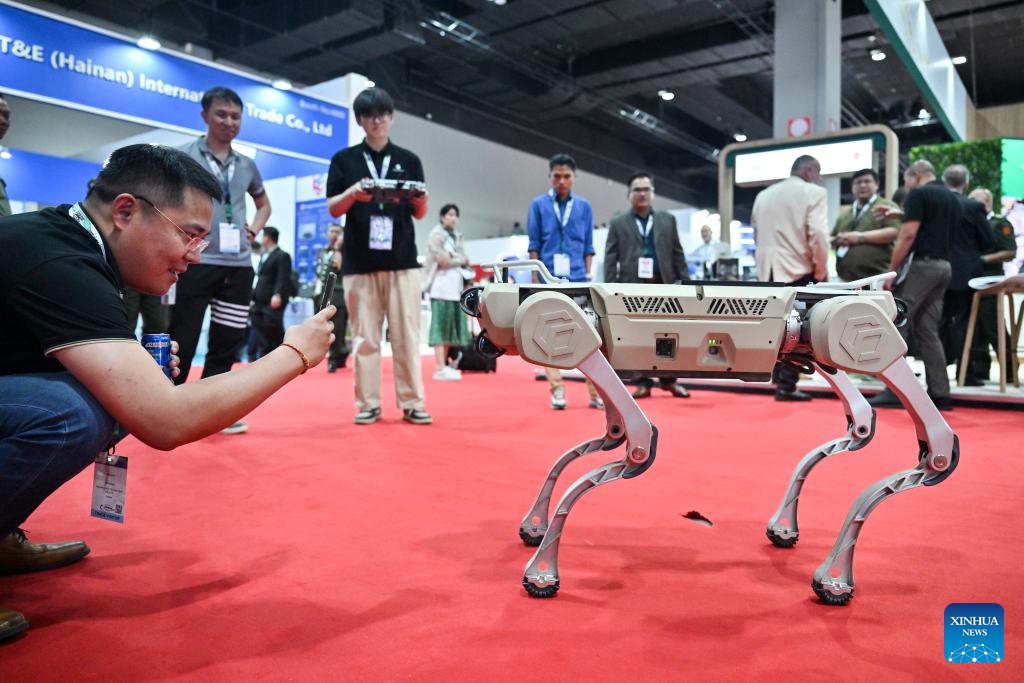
[751,155,829,401]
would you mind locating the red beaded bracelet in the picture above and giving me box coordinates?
[280,342,310,373]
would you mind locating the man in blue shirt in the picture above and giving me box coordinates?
[527,153,602,411]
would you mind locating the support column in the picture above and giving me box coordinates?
[773,0,842,222]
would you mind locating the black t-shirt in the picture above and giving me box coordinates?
[902,180,959,261]
[325,140,424,274]
[948,194,996,290]
[0,205,135,375]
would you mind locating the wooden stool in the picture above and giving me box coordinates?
[958,275,1024,393]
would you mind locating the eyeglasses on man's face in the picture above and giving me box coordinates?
[133,195,210,255]
[362,110,393,123]
[630,186,654,194]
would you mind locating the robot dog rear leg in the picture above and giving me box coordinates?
[810,358,958,605]
[767,368,876,547]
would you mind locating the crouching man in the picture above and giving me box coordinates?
[0,144,335,639]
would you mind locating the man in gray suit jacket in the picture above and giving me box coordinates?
[604,171,690,399]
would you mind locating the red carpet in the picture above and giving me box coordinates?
[3,356,1022,681]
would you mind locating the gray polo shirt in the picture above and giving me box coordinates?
[180,137,266,267]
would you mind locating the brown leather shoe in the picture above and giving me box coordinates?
[631,385,652,399]
[0,529,90,575]
[665,383,690,398]
[0,608,29,641]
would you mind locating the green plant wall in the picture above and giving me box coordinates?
[908,138,1002,200]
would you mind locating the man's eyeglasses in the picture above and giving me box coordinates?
[630,187,654,194]
[362,110,393,122]
[134,195,210,255]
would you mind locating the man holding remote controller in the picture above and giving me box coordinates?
[326,87,432,426]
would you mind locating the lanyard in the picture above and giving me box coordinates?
[363,151,391,180]
[364,151,392,212]
[851,195,877,228]
[69,203,106,258]
[549,189,574,228]
[444,229,459,254]
[549,189,574,253]
[202,151,236,222]
[635,213,652,238]
[636,213,655,258]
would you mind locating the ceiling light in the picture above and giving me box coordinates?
[366,80,376,88]
[870,48,886,62]
[952,55,967,65]
[137,35,161,51]
[488,0,507,5]
[272,79,293,91]
[733,132,748,142]
[657,89,675,101]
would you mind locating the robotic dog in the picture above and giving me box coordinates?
[460,261,958,605]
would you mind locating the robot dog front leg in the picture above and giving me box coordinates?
[509,291,657,597]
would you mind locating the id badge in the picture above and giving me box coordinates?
[369,215,394,251]
[637,257,655,279]
[836,245,849,258]
[91,453,128,523]
[219,222,241,254]
[553,253,571,277]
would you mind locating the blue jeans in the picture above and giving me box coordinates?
[0,372,115,538]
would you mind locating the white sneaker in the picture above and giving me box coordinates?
[433,367,461,381]
[221,420,248,435]
[588,397,605,410]
[550,388,567,410]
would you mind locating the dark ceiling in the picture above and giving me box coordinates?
[21,0,1024,216]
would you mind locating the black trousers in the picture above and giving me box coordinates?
[250,303,285,358]
[941,289,974,368]
[169,263,254,385]
[969,294,1017,382]
[772,272,815,393]
[123,289,169,336]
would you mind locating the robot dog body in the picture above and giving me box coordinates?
[464,262,958,604]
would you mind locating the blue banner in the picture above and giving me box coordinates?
[0,1,346,161]
[294,198,335,289]
[1,148,100,207]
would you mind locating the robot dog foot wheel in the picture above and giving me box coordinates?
[811,578,853,606]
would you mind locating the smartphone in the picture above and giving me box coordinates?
[318,272,337,313]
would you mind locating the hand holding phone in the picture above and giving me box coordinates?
[318,272,337,313]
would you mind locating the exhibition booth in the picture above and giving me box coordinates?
[0,1,345,291]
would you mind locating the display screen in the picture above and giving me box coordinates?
[734,139,875,185]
